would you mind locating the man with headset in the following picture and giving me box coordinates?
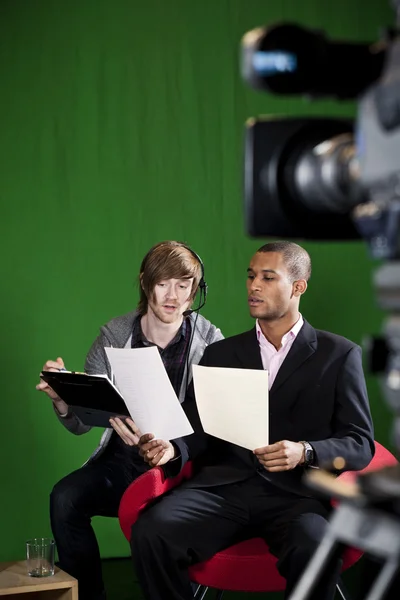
[36,240,223,600]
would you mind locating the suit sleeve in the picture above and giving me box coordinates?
[310,345,375,471]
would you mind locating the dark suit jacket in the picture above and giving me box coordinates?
[169,320,375,497]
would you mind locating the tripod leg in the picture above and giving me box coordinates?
[336,576,352,600]
[364,559,399,600]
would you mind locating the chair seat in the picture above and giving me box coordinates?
[189,538,285,592]
[189,538,362,592]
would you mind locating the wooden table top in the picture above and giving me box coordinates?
[0,562,77,595]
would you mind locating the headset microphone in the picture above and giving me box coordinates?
[183,295,207,317]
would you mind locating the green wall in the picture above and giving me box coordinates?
[0,0,394,562]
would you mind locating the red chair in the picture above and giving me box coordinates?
[119,441,397,598]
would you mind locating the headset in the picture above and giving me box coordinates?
[180,244,208,316]
[177,244,207,393]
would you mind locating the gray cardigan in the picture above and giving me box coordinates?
[56,310,223,463]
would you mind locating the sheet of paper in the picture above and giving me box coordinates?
[105,346,193,441]
[192,365,269,451]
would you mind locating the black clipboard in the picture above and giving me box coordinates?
[41,371,130,428]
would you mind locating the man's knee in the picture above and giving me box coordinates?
[131,510,161,551]
[130,507,178,557]
[50,473,83,522]
[292,512,328,548]
[279,512,328,575]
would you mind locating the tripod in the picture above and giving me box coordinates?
[287,466,400,600]
[287,259,400,600]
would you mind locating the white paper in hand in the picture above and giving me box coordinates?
[105,346,193,441]
[192,365,269,451]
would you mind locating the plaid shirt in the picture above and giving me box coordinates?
[130,315,192,396]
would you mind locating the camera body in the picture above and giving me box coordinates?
[242,18,400,259]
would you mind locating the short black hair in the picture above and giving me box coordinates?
[257,241,311,282]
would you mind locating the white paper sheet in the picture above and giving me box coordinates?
[192,365,269,451]
[105,346,193,441]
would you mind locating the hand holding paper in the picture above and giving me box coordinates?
[254,440,304,472]
[192,364,269,451]
[138,433,176,467]
[109,417,142,446]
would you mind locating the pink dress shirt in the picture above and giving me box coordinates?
[256,315,304,390]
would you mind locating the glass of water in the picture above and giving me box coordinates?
[26,538,55,577]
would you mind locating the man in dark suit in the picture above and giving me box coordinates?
[131,241,374,600]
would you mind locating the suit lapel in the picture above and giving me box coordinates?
[230,322,317,398]
[270,320,317,395]
[233,328,263,370]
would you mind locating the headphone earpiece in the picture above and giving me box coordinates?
[182,245,207,302]
[180,244,207,316]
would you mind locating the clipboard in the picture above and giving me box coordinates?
[41,371,130,428]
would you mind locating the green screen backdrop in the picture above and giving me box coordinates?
[0,0,394,561]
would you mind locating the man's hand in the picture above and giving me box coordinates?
[36,357,69,415]
[254,440,304,472]
[138,433,176,467]
[109,417,142,446]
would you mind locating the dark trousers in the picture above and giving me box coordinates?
[131,474,341,600]
[50,459,138,600]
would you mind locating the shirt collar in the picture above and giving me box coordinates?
[256,314,304,348]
